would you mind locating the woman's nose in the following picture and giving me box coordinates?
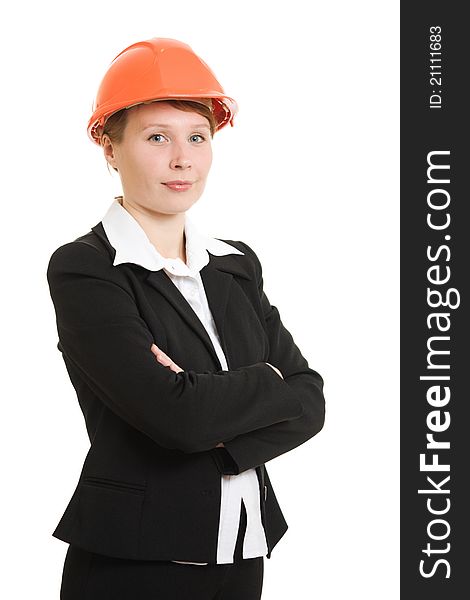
[170,157,191,169]
[169,143,192,169]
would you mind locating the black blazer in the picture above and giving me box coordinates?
[46,221,325,563]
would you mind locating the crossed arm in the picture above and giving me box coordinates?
[149,343,285,449]
[47,239,324,474]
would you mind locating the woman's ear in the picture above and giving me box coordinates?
[101,134,118,172]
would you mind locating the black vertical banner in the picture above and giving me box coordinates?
[401,3,468,598]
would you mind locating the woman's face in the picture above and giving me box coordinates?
[103,102,213,216]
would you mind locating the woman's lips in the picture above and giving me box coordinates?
[163,182,193,191]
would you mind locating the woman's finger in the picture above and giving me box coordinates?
[157,352,172,366]
[151,344,183,373]
[151,344,170,364]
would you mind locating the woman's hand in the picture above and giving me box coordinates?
[150,343,183,374]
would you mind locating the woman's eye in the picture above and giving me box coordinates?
[149,134,166,143]
[190,134,205,142]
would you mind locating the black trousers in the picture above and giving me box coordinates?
[60,501,264,599]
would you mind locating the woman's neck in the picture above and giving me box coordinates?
[118,196,187,263]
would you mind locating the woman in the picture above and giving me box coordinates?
[47,37,325,599]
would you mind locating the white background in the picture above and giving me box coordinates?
[1,1,399,597]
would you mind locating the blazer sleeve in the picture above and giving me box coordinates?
[213,241,326,475]
[46,241,304,454]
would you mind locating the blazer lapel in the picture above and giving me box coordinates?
[146,268,226,368]
[90,222,253,370]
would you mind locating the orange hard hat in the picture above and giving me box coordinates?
[87,37,239,145]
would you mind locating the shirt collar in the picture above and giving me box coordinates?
[101,198,244,276]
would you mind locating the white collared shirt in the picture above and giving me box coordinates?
[101,198,269,565]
